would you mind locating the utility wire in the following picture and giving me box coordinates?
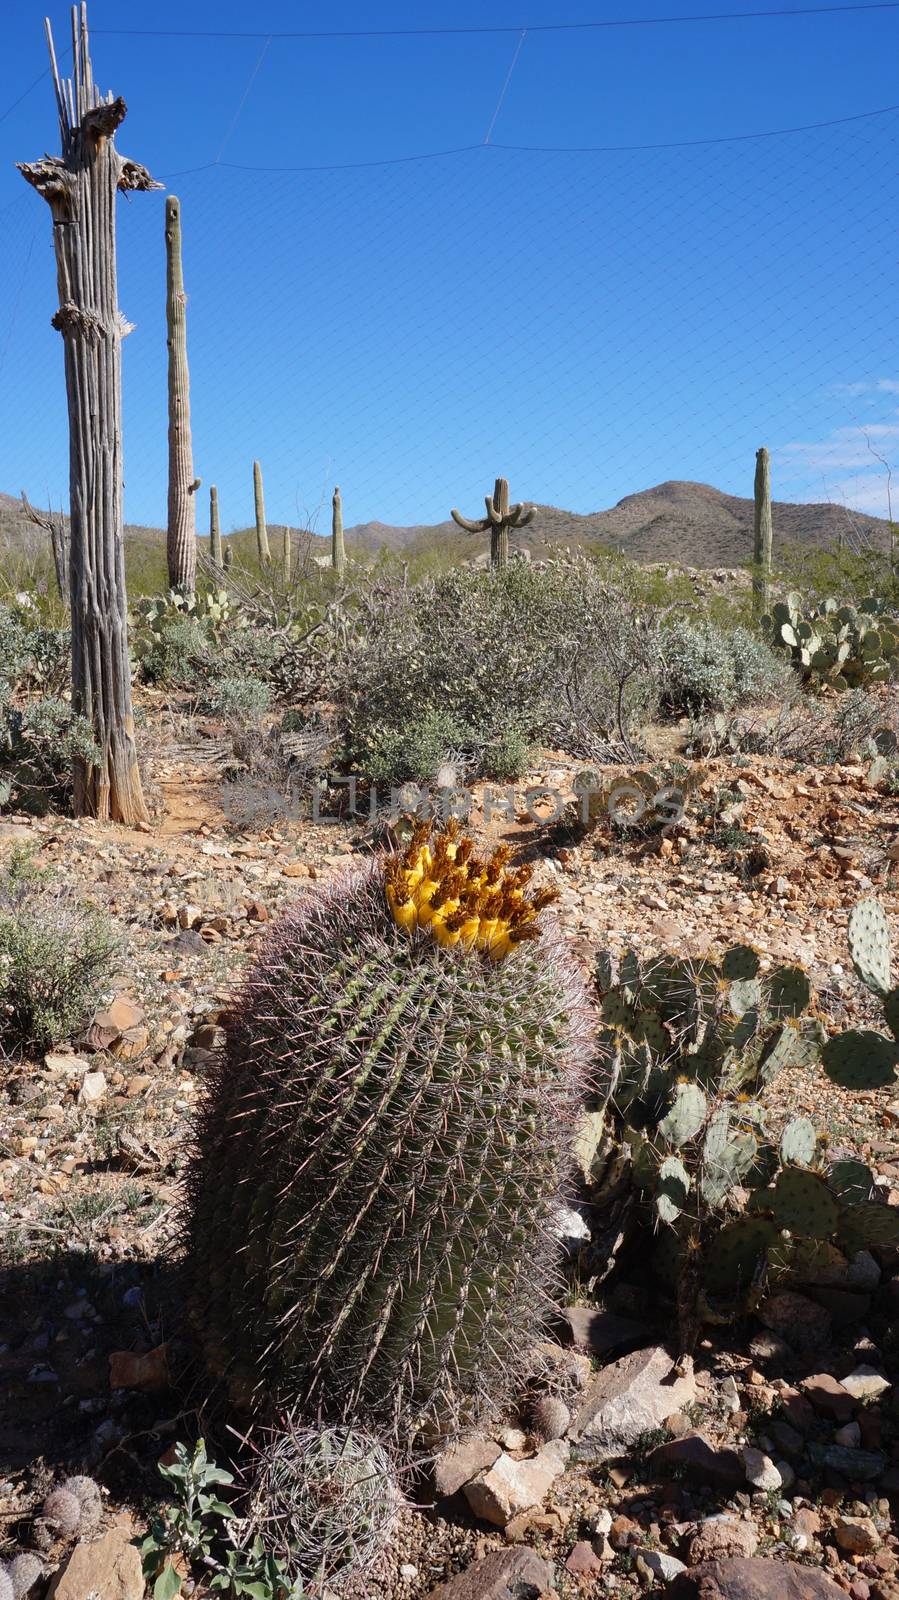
[91,3,899,38]
[154,100,899,178]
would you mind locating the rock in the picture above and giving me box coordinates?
[553,1203,591,1251]
[503,1508,568,1544]
[639,1551,689,1583]
[846,1253,881,1292]
[435,1435,502,1498]
[464,1441,568,1526]
[835,1518,881,1555]
[749,1331,792,1365]
[834,1422,862,1448]
[282,860,309,878]
[566,1540,605,1576]
[609,1515,641,1550]
[46,1519,144,1600]
[529,1394,570,1442]
[760,1292,832,1353]
[841,1367,890,1402]
[525,1340,592,1396]
[109,1025,149,1061]
[801,1374,855,1423]
[426,1546,555,1599]
[562,1306,651,1358]
[742,1447,782,1491]
[793,1509,822,1539]
[669,1557,847,1600]
[688,1518,759,1564]
[720,1376,741,1414]
[86,996,143,1050]
[108,1343,170,1393]
[77,1070,107,1107]
[771,1421,804,1460]
[572,1344,696,1462]
[495,1426,528,1452]
[645,1432,745,1490]
[811,1444,887,1481]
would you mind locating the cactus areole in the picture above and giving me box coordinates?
[185,825,592,1439]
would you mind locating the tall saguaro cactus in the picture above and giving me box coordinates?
[451,477,536,568]
[253,461,271,566]
[209,485,223,570]
[18,4,154,824]
[753,447,773,618]
[332,484,346,578]
[165,195,197,591]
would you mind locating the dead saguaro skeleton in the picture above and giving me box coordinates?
[18,4,157,823]
[451,477,536,568]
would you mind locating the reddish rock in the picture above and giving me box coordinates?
[761,1292,832,1353]
[426,1546,555,1598]
[802,1373,856,1423]
[645,1431,745,1490]
[566,1540,604,1576]
[669,1558,848,1600]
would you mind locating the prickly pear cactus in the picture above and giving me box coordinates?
[823,895,899,1088]
[761,593,899,689]
[185,823,593,1439]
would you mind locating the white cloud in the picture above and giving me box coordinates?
[774,413,898,519]
[828,378,899,398]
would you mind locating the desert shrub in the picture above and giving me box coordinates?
[0,601,70,695]
[0,850,117,1050]
[774,540,896,607]
[690,686,894,766]
[661,618,794,714]
[136,613,212,688]
[0,698,100,814]
[339,558,663,776]
[208,674,272,727]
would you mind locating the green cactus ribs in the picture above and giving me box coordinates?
[184,851,593,1440]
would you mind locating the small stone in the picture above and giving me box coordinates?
[495,1426,528,1452]
[109,1025,149,1062]
[562,1305,651,1357]
[794,1509,822,1538]
[609,1516,641,1551]
[638,1550,688,1582]
[834,1422,862,1448]
[669,1558,846,1600]
[688,1518,759,1565]
[282,860,309,878]
[742,1447,782,1491]
[835,1518,881,1556]
[841,1367,890,1403]
[572,1344,696,1462]
[645,1432,745,1490]
[434,1435,502,1498]
[721,1376,741,1413]
[818,1444,886,1481]
[77,1069,107,1107]
[567,1540,605,1576]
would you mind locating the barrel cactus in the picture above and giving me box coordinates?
[184,823,592,1439]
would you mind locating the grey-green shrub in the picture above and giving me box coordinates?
[662,619,794,714]
[209,675,272,727]
[0,852,117,1051]
[0,603,70,695]
[0,698,100,815]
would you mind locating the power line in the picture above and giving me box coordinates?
[154,100,899,178]
[89,3,899,40]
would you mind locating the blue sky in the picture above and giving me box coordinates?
[1,0,898,535]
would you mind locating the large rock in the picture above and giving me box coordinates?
[572,1344,695,1462]
[688,1517,759,1564]
[426,1545,555,1598]
[562,1307,651,1357]
[464,1442,568,1527]
[46,1519,143,1600]
[645,1431,745,1490]
[759,1292,831,1353]
[434,1435,501,1498]
[669,1558,847,1600]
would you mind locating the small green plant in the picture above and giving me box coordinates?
[209,675,272,728]
[139,1440,304,1600]
[0,854,117,1051]
[661,618,794,714]
[0,697,100,814]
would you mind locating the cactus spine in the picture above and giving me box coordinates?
[253,460,271,566]
[752,447,773,618]
[451,477,536,568]
[185,826,592,1439]
[332,484,346,578]
[165,196,197,592]
[209,484,223,570]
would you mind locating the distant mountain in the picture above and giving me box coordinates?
[2,479,891,572]
[345,481,893,568]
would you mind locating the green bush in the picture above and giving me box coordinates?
[661,618,794,714]
[0,851,117,1051]
[208,674,272,727]
[339,558,662,776]
[136,614,212,688]
[0,698,100,814]
[0,601,70,695]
